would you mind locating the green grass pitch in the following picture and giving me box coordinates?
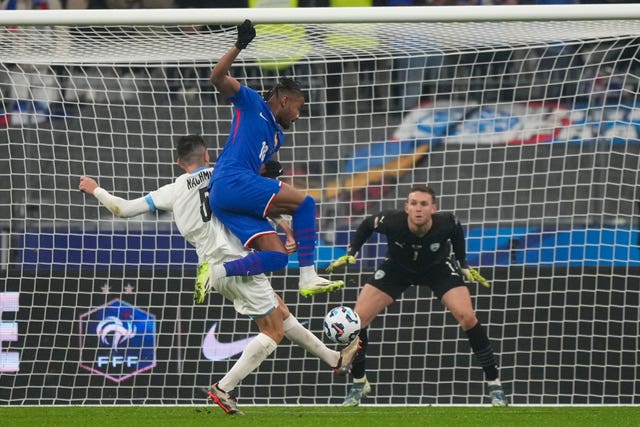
[2,406,639,427]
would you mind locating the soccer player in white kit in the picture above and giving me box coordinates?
[78,135,360,415]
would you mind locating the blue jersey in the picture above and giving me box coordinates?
[213,85,284,180]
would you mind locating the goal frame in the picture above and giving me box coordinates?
[2,4,640,407]
[1,4,640,27]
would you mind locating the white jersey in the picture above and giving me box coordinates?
[145,166,248,265]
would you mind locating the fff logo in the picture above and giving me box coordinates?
[78,299,156,383]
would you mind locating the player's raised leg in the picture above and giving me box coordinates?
[282,312,360,374]
[270,183,344,296]
[205,172,343,299]
[193,262,211,305]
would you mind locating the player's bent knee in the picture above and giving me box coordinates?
[294,195,316,216]
[459,314,479,331]
[256,314,286,343]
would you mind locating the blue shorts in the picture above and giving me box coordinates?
[209,172,282,247]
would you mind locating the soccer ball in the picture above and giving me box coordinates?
[323,306,361,344]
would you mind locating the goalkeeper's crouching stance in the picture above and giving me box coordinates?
[327,185,508,407]
[79,135,360,416]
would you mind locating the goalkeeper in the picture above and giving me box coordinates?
[327,185,508,407]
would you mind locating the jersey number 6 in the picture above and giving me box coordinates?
[198,188,212,222]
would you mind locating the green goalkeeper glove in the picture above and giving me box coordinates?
[235,19,256,50]
[459,264,490,288]
[326,254,356,272]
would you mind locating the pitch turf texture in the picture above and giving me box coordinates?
[2,406,638,427]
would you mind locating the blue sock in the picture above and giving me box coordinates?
[293,195,317,267]
[223,251,288,276]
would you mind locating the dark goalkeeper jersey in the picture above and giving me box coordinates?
[347,210,468,276]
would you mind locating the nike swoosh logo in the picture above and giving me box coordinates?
[201,320,308,361]
[259,112,269,122]
[202,322,256,361]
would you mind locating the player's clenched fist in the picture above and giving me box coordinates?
[235,19,256,50]
[79,176,99,195]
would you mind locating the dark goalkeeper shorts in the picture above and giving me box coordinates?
[367,258,466,300]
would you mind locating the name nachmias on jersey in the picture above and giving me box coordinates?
[186,169,212,190]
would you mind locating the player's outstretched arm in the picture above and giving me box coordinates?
[326,216,377,272]
[79,175,149,218]
[235,19,256,50]
[210,19,255,100]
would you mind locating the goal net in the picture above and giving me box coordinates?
[1,5,639,406]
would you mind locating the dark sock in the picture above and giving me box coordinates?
[465,321,499,381]
[350,327,369,380]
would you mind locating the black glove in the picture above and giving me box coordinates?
[262,160,284,179]
[235,19,256,50]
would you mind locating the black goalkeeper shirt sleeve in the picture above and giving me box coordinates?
[346,211,395,257]
[450,217,468,268]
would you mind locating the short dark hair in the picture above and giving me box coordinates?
[408,185,436,204]
[176,135,206,165]
[263,77,304,102]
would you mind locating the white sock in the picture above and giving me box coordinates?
[218,333,277,392]
[354,375,367,384]
[283,315,340,367]
[487,378,502,387]
[299,265,316,282]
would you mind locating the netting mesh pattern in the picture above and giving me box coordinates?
[1,15,640,405]
[2,20,640,64]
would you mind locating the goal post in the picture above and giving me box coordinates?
[2,4,640,25]
[1,5,640,406]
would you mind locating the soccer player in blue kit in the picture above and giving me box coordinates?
[197,20,344,301]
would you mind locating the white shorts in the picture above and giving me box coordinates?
[211,272,278,318]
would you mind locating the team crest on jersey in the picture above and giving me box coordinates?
[374,269,385,280]
[430,243,440,252]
